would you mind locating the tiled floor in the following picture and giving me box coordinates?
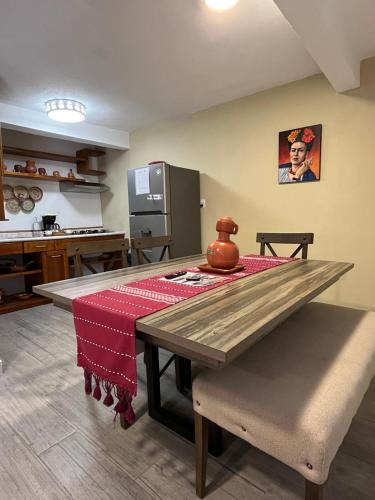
[0,304,374,499]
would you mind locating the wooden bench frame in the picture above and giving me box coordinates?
[195,412,324,499]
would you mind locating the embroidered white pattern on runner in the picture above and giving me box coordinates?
[112,285,185,304]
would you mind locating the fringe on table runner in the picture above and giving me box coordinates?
[83,368,135,425]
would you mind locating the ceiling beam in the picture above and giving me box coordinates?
[0,101,129,150]
[274,0,360,92]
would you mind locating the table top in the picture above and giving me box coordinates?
[33,255,353,368]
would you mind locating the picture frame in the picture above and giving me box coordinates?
[278,124,322,184]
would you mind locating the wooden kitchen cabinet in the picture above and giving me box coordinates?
[0,234,124,313]
[0,123,6,221]
[24,240,55,253]
[42,250,69,283]
[0,242,23,255]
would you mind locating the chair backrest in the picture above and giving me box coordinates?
[67,239,130,277]
[131,235,174,265]
[256,233,314,259]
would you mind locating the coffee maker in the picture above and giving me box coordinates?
[42,215,60,231]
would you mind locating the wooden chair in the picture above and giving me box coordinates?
[256,232,314,259]
[131,235,174,265]
[67,239,130,277]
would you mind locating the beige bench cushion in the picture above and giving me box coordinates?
[193,303,375,484]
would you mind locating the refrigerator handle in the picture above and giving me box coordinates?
[147,194,164,201]
[141,228,152,237]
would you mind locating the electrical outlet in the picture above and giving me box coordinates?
[200,198,206,208]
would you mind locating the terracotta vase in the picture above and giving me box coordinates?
[207,216,239,269]
[25,160,37,174]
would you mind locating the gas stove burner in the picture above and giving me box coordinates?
[72,228,108,235]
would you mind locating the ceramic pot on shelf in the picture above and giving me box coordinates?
[25,160,37,174]
[206,216,239,270]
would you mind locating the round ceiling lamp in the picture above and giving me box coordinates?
[45,99,86,123]
[205,0,238,11]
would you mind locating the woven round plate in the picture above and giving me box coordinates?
[13,185,29,200]
[5,198,21,214]
[29,186,43,201]
[2,184,14,200]
[20,198,35,213]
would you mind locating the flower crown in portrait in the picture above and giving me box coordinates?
[288,127,315,145]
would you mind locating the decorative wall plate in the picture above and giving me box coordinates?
[2,184,14,200]
[29,186,43,201]
[13,185,29,200]
[20,198,35,213]
[5,198,21,214]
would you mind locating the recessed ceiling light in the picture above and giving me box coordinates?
[45,99,86,123]
[205,0,238,11]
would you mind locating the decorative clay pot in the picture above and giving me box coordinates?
[25,160,37,174]
[207,216,239,269]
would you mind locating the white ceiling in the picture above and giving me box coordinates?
[0,0,374,135]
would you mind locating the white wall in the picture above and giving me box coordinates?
[2,129,103,231]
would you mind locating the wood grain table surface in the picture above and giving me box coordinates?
[34,255,353,368]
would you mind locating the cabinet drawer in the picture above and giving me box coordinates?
[0,242,23,255]
[43,250,69,283]
[54,240,69,250]
[23,240,54,253]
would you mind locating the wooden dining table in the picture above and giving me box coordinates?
[33,254,353,453]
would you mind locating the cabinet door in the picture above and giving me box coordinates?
[0,123,6,221]
[42,250,69,283]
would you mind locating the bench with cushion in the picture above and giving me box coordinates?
[193,302,375,499]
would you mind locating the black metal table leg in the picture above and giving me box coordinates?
[175,355,192,392]
[144,342,223,456]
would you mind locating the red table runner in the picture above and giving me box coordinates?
[73,255,293,423]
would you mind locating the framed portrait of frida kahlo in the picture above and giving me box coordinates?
[278,124,322,184]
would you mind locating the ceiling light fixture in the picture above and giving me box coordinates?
[45,99,86,123]
[205,0,238,11]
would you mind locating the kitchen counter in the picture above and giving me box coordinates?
[0,230,127,315]
[0,231,125,243]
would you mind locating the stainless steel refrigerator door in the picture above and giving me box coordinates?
[129,214,171,263]
[128,163,170,214]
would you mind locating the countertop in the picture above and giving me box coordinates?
[0,231,125,243]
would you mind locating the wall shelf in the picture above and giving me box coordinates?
[3,171,79,183]
[0,293,50,314]
[76,148,106,176]
[0,269,42,281]
[3,146,107,177]
[3,146,88,164]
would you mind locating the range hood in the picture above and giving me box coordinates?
[60,180,110,194]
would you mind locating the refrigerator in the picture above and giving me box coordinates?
[128,162,201,263]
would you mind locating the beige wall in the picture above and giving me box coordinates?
[102,57,375,311]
